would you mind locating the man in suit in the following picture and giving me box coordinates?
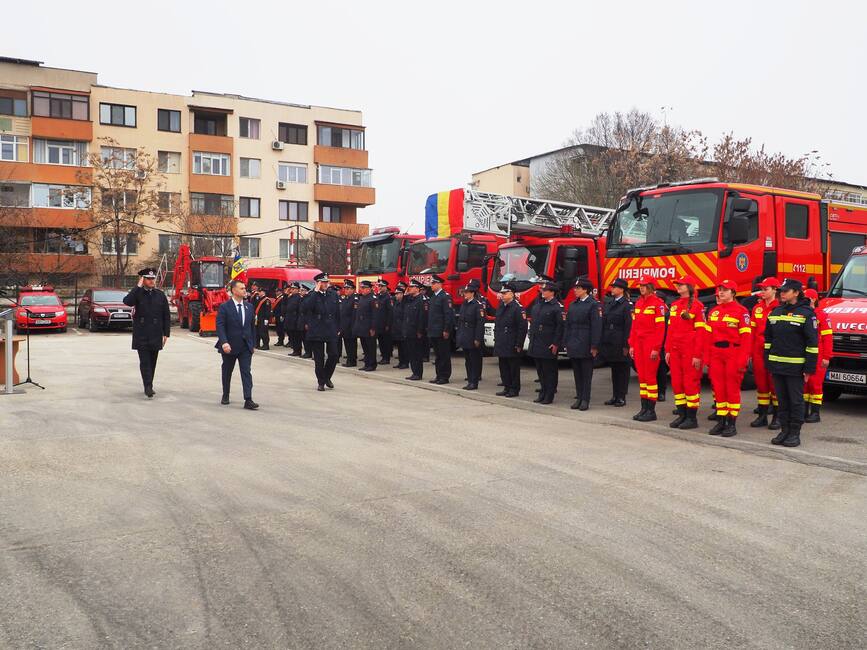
[215,278,259,410]
[123,267,171,398]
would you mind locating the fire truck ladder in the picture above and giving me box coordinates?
[463,189,614,237]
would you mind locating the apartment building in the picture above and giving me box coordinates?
[0,56,374,284]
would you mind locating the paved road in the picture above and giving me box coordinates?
[1,330,865,648]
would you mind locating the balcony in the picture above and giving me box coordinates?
[314,184,375,207]
[313,145,368,169]
[31,116,92,141]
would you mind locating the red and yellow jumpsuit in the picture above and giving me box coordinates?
[705,302,752,418]
[629,294,667,403]
[750,298,779,410]
[667,297,707,412]
[804,308,833,405]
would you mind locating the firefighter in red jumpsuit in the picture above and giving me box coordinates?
[705,280,752,436]
[803,288,832,423]
[628,275,667,422]
[665,275,706,430]
[749,277,780,429]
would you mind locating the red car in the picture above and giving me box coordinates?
[15,286,68,333]
[77,288,134,332]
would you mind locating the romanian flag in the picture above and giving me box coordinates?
[231,250,246,279]
[425,188,465,239]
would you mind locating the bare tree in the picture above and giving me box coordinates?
[711,134,827,192]
[312,223,368,274]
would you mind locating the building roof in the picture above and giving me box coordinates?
[0,56,43,66]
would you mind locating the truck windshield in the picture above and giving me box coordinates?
[828,255,867,298]
[609,189,722,255]
[356,238,400,273]
[407,240,451,275]
[199,261,225,288]
[491,245,550,292]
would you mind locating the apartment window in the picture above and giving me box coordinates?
[240,157,261,178]
[190,192,234,216]
[278,162,307,184]
[279,238,309,260]
[0,135,28,162]
[157,109,181,133]
[193,111,227,136]
[239,117,260,139]
[278,123,307,145]
[157,151,181,174]
[279,200,308,222]
[191,235,233,257]
[102,234,139,255]
[321,205,341,223]
[0,93,27,117]
[33,139,87,166]
[193,151,231,176]
[239,197,260,218]
[317,126,364,150]
[32,184,91,209]
[99,103,136,127]
[318,165,372,187]
[34,229,87,255]
[158,234,181,254]
[32,91,89,120]
[101,189,137,210]
[239,237,260,258]
[157,192,181,214]
[100,146,137,169]
[0,182,31,208]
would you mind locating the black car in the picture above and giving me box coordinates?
[78,288,134,331]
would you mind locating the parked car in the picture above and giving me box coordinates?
[77,288,134,331]
[15,285,67,333]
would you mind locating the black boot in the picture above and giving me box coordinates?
[721,415,738,437]
[709,415,727,435]
[781,423,802,447]
[708,403,719,421]
[669,405,687,429]
[633,398,649,421]
[750,405,768,428]
[804,404,821,424]
[767,406,781,430]
[636,400,657,422]
[804,402,811,420]
[678,408,698,430]
[771,423,789,445]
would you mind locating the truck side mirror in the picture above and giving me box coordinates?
[728,214,749,244]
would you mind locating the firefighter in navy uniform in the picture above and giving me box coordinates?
[339,280,358,367]
[298,285,312,358]
[528,279,564,405]
[494,282,528,397]
[353,280,380,371]
[564,278,602,411]
[391,282,408,369]
[254,289,272,350]
[600,278,632,407]
[123,267,171,398]
[375,279,394,364]
[427,274,455,384]
[456,283,485,390]
[764,278,818,448]
[402,279,428,380]
[306,272,341,391]
[284,283,302,356]
[273,285,288,347]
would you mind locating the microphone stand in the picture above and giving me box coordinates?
[14,306,46,391]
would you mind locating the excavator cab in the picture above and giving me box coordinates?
[190,259,225,289]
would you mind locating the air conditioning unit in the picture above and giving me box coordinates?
[276,180,287,190]
[271,140,284,151]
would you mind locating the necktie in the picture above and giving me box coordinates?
[237,302,243,325]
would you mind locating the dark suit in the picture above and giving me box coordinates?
[528,297,564,402]
[456,298,485,385]
[215,298,256,400]
[427,290,455,381]
[402,294,428,377]
[494,300,528,395]
[306,289,341,386]
[340,293,358,366]
[353,293,379,370]
[564,295,603,404]
[376,291,393,362]
[123,286,171,390]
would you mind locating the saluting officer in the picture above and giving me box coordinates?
[427,274,455,384]
[494,282,528,397]
[391,282,408,369]
[456,283,485,390]
[528,279,564,405]
[123,267,171,398]
[600,278,632,407]
[376,279,394,364]
[402,279,428,380]
[305,272,341,391]
[564,278,602,411]
[339,280,358,367]
[273,285,289,347]
[765,278,818,448]
[254,289,272,350]
[353,280,380,371]
[284,283,303,357]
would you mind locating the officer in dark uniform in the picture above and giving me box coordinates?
[564,278,602,410]
[764,278,818,448]
[298,285,312,358]
[273,285,289,346]
[375,279,394,364]
[284,283,302,356]
[123,267,171,398]
[456,283,485,390]
[248,283,261,308]
[391,282,408,369]
[353,280,380,371]
[600,278,632,407]
[254,289,271,350]
[339,280,358,367]
[330,282,344,361]
[421,286,431,362]
[528,279,564,404]
[402,279,428,380]
[427,274,455,384]
[305,272,341,391]
[494,282,528,397]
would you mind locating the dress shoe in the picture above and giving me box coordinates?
[221,394,230,405]
[571,400,580,410]
[301,353,312,359]
[244,399,259,410]
[578,400,589,411]
[463,383,478,391]
[436,379,449,385]
[533,396,544,403]
[262,346,270,351]
[540,397,554,405]
[325,380,334,389]
[144,385,155,398]
[341,362,356,367]
[406,375,422,380]
[505,391,518,398]
[604,397,618,406]
[496,390,509,396]
[497,382,505,387]
[317,385,325,391]
[612,399,626,407]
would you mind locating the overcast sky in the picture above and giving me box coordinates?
[7,0,866,232]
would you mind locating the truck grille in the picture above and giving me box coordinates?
[833,334,867,355]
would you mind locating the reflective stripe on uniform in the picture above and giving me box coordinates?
[739,327,751,334]
[764,342,771,349]
[820,329,833,335]
[768,354,806,363]
[768,314,806,323]
[805,346,819,354]
[654,317,665,323]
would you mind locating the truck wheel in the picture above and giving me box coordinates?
[824,386,843,402]
[88,316,98,333]
[189,302,202,333]
[180,313,189,329]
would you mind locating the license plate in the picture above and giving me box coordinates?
[827,371,867,385]
[34,319,51,325]
[114,313,130,318]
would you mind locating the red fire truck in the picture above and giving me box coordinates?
[331,227,424,288]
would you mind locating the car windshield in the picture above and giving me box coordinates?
[609,189,722,254]
[21,294,61,306]
[199,261,224,288]
[93,290,127,302]
[356,238,400,274]
[407,239,451,275]
[491,245,550,292]
[828,255,867,298]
